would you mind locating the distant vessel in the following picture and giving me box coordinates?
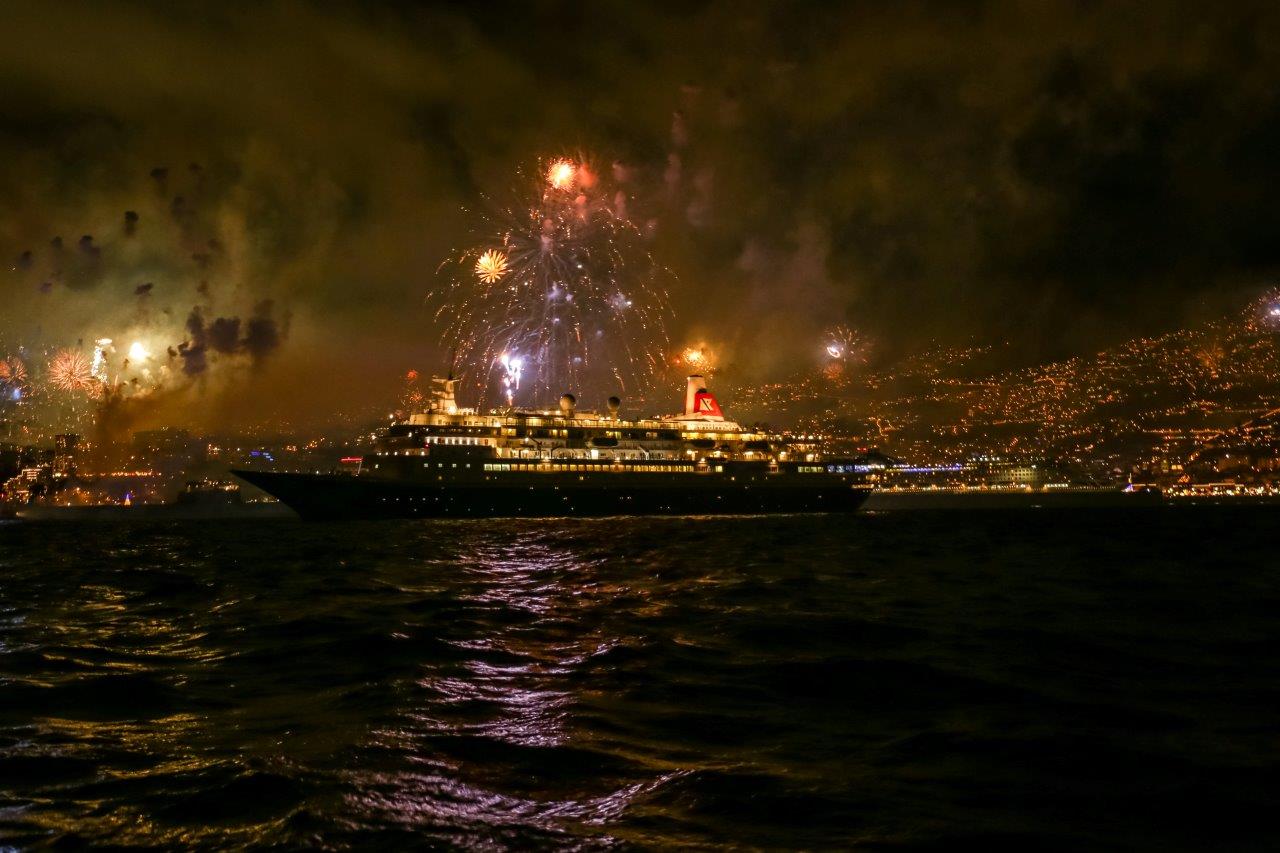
[234,375,872,519]
[15,480,292,520]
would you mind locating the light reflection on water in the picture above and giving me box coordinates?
[347,530,683,840]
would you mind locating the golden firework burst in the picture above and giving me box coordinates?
[474,249,510,284]
[48,349,101,397]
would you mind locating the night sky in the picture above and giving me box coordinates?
[3,1,1280,425]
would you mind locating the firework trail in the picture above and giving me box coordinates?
[432,156,673,405]
[47,349,103,398]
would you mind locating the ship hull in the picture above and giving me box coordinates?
[232,470,872,520]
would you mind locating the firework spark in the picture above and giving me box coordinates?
[433,155,673,404]
[48,349,102,397]
[474,249,509,284]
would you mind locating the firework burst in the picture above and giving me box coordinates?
[1244,288,1280,333]
[676,344,717,375]
[820,325,873,383]
[0,356,27,387]
[546,159,576,191]
[433,155,673,404]
[48,349,102,398]
[822,325,872,365]
[474,249,509,285]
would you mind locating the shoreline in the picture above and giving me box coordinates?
[6,490,1279,519]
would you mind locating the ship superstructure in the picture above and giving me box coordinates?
[372,375,813,464]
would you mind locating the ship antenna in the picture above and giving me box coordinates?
[447,345,457,381]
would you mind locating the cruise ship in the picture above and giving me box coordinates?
[233,375,872,519]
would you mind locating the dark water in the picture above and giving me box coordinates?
[1,509,1277,850]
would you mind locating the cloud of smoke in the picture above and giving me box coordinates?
[206,317,242,354]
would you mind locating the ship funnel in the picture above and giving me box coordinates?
[559,393,576,417]
[685,375,705,416]
[607,396,621,419]
[683,373,725,420]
